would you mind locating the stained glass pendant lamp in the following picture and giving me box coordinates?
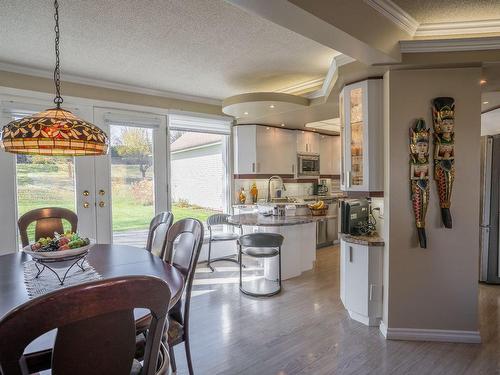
[0,0,108,156]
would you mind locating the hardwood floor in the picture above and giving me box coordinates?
[172,245,500,375]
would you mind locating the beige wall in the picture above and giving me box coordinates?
[384,67,481,332]
[0,70,223,115]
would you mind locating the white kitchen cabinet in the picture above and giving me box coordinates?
[340,238,383,326]
[296,130,320,154]
[233,125,296,175]
[339,79,383,192]
[319,135,340,176]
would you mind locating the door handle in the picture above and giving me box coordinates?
[98,189,105,196]
[99,201,105,208]
[369,284,374,301]
[83,190,89,196]
[349,246,353,262]
[83,202,90,208]
[292,164,294,174]
[252,162,255,173]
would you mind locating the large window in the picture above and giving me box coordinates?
[169,115,231,224]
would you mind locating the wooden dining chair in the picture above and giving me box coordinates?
[18,207,78,247]
[164,218,204,375]
[145,212,174,258]
[0,275,171,375]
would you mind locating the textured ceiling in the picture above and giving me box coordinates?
[393,0,500,24]
[0,0,337,100]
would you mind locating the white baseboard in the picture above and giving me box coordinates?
[379,321,481,343]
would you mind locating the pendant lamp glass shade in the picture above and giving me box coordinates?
[0,0,108,156]
[1,108,109,156]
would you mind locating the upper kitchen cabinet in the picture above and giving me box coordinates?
[233,125,296,175]
[297,130,320,154]
[339,79,383,192]
[319,135,341,176]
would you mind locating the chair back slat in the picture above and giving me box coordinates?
[206,213,229,228]
[0,276,171,375]
[238,233,284,248]
[146,212,174,259]
[18,207,78,247]
[164,219,204,325]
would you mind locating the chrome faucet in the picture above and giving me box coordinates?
[267,175,286,202]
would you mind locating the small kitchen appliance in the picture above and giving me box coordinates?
[297,153,320,177]
[340,199,370,235]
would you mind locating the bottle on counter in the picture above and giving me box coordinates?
[250,182,258,203]
[239,188,247,204]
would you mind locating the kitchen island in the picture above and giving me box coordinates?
[228,213,336,280]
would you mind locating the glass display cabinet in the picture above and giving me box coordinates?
[340,79,383,192]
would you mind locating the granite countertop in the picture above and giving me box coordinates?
[228,213,337,227]
[341,233,385,246]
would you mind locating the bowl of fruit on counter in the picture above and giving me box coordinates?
[308,200,328,216]
[23,231,94,261]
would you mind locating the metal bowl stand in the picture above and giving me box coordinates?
[33,250,89,285]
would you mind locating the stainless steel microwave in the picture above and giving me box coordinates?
[297,154,320,177]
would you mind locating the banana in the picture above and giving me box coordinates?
[309,200,325,210]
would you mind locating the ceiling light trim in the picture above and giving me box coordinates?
[364,0,419,35]
[415,19,500,37]
[400,36,500,53]
[0,62,221,106]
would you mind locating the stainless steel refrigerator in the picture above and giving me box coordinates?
[480,135,500,283]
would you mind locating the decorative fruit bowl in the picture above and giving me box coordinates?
[23,232,94,261]
[23,232,95,285]
[308,200,329,216]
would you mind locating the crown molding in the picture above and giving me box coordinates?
[276,77,324,95]
[0,62,222,106]
[400,36,500,53]
[366,0,500,38]
[415,19,500,37]
[364,0,419,35]
[274,54,356,101]
[307,54,356,100]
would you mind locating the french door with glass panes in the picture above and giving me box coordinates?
[91,108,168,246]
[0,103,167,253]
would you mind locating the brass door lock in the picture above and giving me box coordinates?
[83,202,90,208]
[99,201,105,208]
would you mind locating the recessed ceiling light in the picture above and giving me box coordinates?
[480,79,487,85]
[301,131,305,134]
[483,101,489,104]
[269,104,275,109]
[266,127,270,130]
[280,123,285,127]
[243,111,248,115]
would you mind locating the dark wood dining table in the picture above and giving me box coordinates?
[0,244,184,371]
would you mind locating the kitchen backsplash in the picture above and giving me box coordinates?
[234,178,341,203]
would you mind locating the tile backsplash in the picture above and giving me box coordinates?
[233,178,341,204]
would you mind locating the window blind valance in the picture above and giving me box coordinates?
[103,112,163,129]
[169,114,232,135]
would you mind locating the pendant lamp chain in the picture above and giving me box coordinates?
[53,0,63,108]
[0,0,109,156]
